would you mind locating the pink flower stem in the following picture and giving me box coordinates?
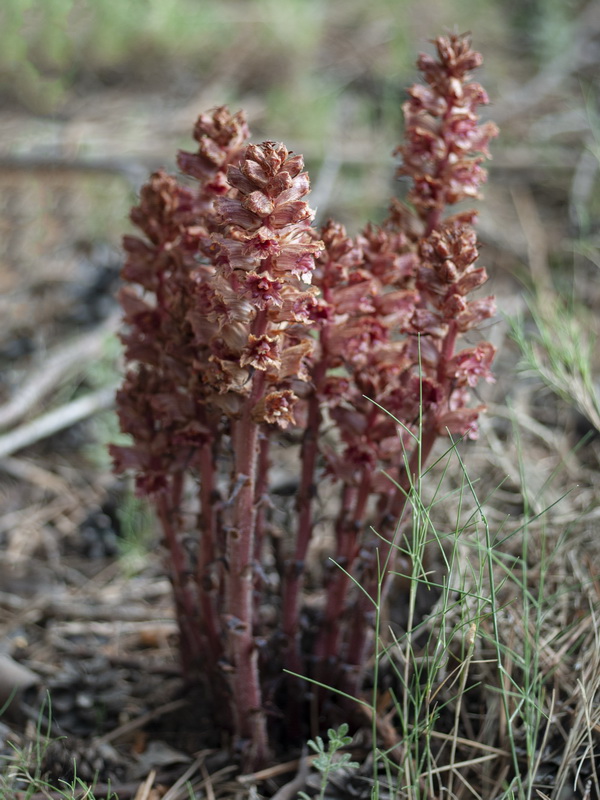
[346,319,460,695]
[281,357,327,667]
[157,486,201,676]
[423,96,454,237]
[196,436,222,673]
[386,314,458,525]
[343,519,397,694]
[253,432,271,566]
[315,465,372,667]
[226,309,270,767]
[344,404,443,695]
[343,480,415,698]
[439,320,458,385]
[253,433,270,629]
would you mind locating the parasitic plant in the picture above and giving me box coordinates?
[111,33,498,767]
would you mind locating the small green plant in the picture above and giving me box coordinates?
[299,724,360,800]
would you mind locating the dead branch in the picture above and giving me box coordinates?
[0,311,120,431]
[0,384,117,460]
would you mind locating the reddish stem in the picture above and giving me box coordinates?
[281,357,327,663]
[225,309,270,766]
[253,432,271,567]
[196,436,223,672]
[315,465,371,666]
[226,401,269,765]
[157,488,201,676]
[347,318,459,691]
[423,93,455,237]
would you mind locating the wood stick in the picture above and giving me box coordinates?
[0,311,120,431]
[0,385,117,459]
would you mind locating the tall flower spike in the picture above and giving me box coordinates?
[205,141,323,423]
[397,32,499,231]
[336,35,499,686]
[390,33,499,443]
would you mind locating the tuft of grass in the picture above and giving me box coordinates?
[0,694,118,800]
[287,412,598,799]
[115,491,157,576]
[508,293,600,434]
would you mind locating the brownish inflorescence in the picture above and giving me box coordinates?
[111,33,498,767]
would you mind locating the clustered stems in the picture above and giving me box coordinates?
[111,33,498,768]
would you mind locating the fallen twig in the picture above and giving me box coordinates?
[133,769,156,800]
[95,698,188,746]
[267,749,311,800]
[0,384,117,459]
[0,456,79,498]
[0,311,120,431]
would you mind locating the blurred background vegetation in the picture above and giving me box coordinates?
[0,0,594,230]
[0,0,598,456]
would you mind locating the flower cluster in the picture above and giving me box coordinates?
[312,220,419,485]
[293,34,498,674]
[387,33,498,447]
[416,223,496,438]
[202,140,323,424]
[111,33,498,768]
[113,171,210,496]
[112,108,250,492]
[113,117,323,493]
[397,33,499,230]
